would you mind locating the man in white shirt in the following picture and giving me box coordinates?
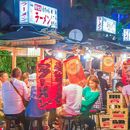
[57,82,82,116]
[2,68,30,130]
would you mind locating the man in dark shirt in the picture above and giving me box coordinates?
[97,71,108,107]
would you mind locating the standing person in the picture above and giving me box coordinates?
[115,81,130,129]
[22,72,30,88]
[80,75,100,130]
[2,67,30,130]
[97,71,108,107]
[0,71,9,110]
[22,72,31,94]
[116,81,130,108]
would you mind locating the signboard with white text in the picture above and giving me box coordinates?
[123,29,130,41]
[19,0,58,28]
[19,1,29,24]
[96,16,116,34]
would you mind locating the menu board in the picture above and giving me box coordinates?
[36,58,62,110]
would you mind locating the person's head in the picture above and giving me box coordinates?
[22,72,29,85]
[97,71,103,78]
[87,75,99,90]
[115,81,124,92]
[0,71,9,83]
[11,67,22,79]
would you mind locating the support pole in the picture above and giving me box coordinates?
[12,48,16,70]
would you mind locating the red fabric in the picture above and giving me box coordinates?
[36,58,62,110]
[122,60,130,85]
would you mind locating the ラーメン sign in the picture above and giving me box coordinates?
[19,0,58,28]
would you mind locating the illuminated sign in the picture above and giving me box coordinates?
[123,29,130,41]
[19,1,58,28]
[96,16,116,34]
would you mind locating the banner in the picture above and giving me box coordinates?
[64,56,86,86]
[122,60,130,85]
[36,58,62,110]
[102,56,114,73]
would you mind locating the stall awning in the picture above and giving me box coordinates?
[0,30,58,47]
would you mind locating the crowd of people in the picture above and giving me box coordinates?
[0,67,118,130]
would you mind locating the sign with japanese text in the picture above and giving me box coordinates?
[19,1,29,24]
[19,0,58,28]
[102,56,114,73]
[36,58,62,110]
[96,16,116,34]
[96,16,103,31]
[123,29,130,41]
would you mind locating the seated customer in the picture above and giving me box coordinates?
[80,75,100,130]
[57,79,83,116]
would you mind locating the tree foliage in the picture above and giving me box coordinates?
[0,50,12,74]
[0,50,37,75]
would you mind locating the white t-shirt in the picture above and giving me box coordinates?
[2,78,30,114]
[62,84,82,115]
[122,85,130,96]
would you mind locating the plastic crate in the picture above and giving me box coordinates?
[107,104,124,114]
[99,114,110,128]
[110,108,128,119]
[107,92,125,105]
[110,119,128,130]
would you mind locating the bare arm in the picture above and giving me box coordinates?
[124,95,129,107]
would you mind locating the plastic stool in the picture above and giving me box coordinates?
[6,116,22,130]
[89,109,101,130]
[71,115,87,130]
[28,117,43,130]
[61,114,86,130]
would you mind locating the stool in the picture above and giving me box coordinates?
[89,109,101,130]
[28,117,43,130]
[61,114,86,130]
[71,115,87,130]
[6,116,22,130]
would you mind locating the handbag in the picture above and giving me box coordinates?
[10,80,28,107]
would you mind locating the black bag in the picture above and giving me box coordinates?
[10,80,28,107]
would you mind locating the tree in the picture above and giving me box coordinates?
[0,50,37,75]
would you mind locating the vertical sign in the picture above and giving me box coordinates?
[19,1,29,24]
[96,16,116,34]
[123,29,130,41]
[37,58,62,110]
[96,16,103,31]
